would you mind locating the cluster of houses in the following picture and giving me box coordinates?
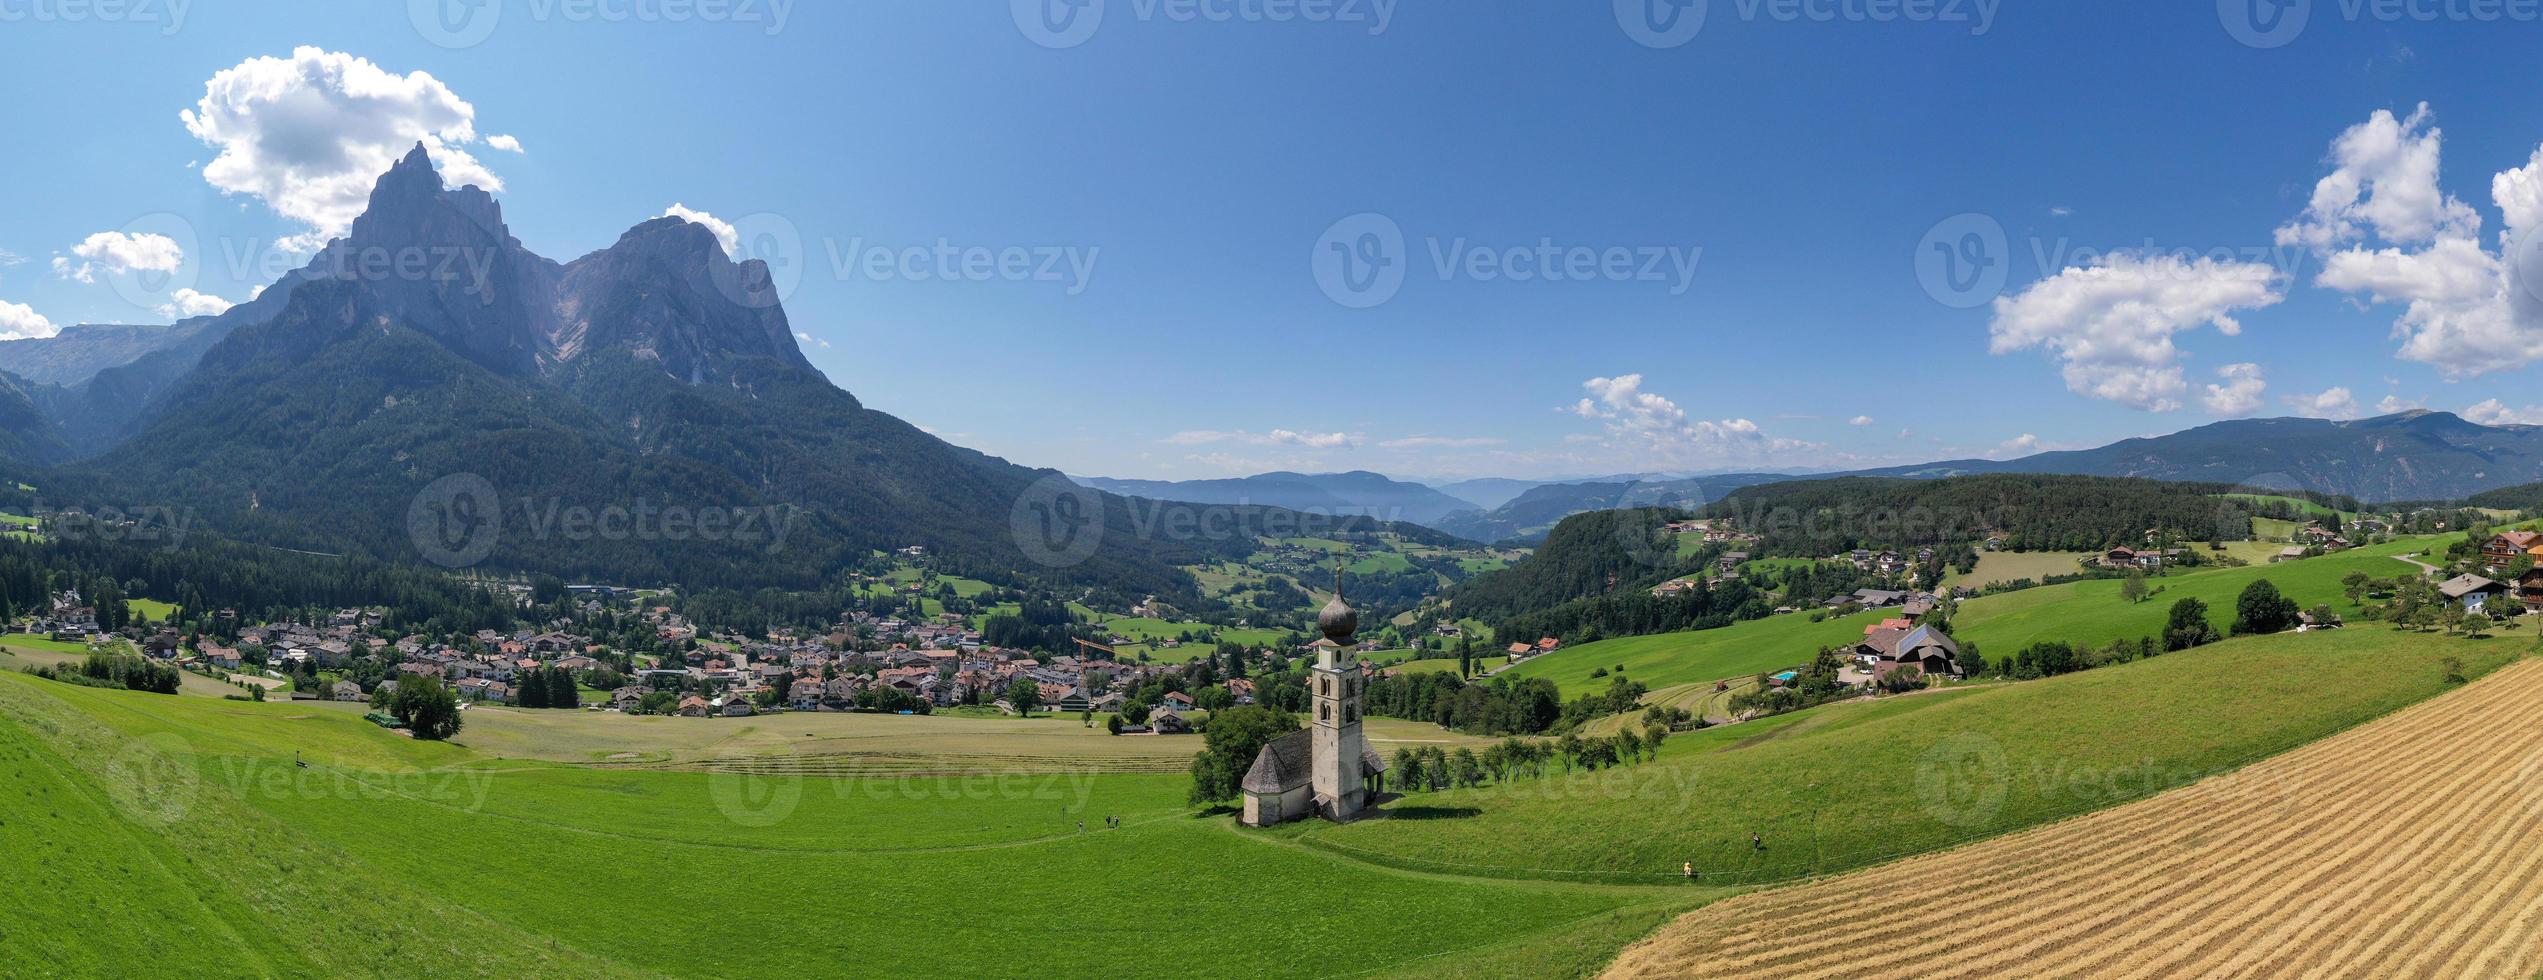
[2444,529,2543,615]
[2102,546,2190,569]
[1502,635,1563,663]
[1842,592,1960,682]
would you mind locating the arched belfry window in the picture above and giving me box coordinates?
[1319,703,1331,721]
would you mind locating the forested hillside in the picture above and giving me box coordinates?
[1701,474,2353,556]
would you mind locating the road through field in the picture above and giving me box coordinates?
[1602,656,2543,979]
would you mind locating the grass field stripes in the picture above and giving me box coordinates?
[1602,659,2543,978]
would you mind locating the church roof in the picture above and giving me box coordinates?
[1242,729,1314,795]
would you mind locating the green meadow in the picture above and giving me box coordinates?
[1306,627,2512,885]
[1508,532,2449,697]
[0,671,1680,979]
[5,526,2519,978]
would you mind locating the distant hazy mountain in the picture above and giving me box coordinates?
[1428,477,1547,511]
[1840,411,2543,503]
[0,323,204,387]
[1075,470,1484,528]
[1432,473,1791,544]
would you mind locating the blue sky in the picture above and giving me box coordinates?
[6,2,2543,481]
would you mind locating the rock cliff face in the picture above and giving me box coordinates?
[52,143,1242,598]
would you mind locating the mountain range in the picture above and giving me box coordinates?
[1073,471,1485,527]
[1068,412,2543,547]
[12,151,2543,595]
[0,145,1401,602]
[1837,411,2543,503]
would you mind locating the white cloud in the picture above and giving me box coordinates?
[1848,415,1874,426]
[0,299,57,340]
[2463,398,2543,426]
[181,47,505,249]
[1988,253,2286,411]
[661,203,738,255]
[0,249,24,267]
[2284,104,2543,375]
[2278,104,2479,251]
[1160,429,1359,449]
[2284,386,2363,419]
[1378,435,1506,449]
[484,134,523,153]
[1564,374,1820,465]
[2374,394,2422,414]
[1990,433,2046,459]
[793,330,830,349]
[53,231,185,283]
[2049,206,2073,217]
[2201,362,2267,416]
[156,288,237,320]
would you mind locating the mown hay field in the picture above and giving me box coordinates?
[1604,655,2543,979]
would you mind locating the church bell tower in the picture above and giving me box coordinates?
[1309,565,1368,820]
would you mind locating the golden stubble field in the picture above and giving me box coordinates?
[374,701,1491,773]
[1603,657,2543,979]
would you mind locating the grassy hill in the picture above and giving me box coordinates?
[4,530,2514,977]
[1507,532,2452,697]
[0,671,1681,978]
[1303,627,2514,886]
